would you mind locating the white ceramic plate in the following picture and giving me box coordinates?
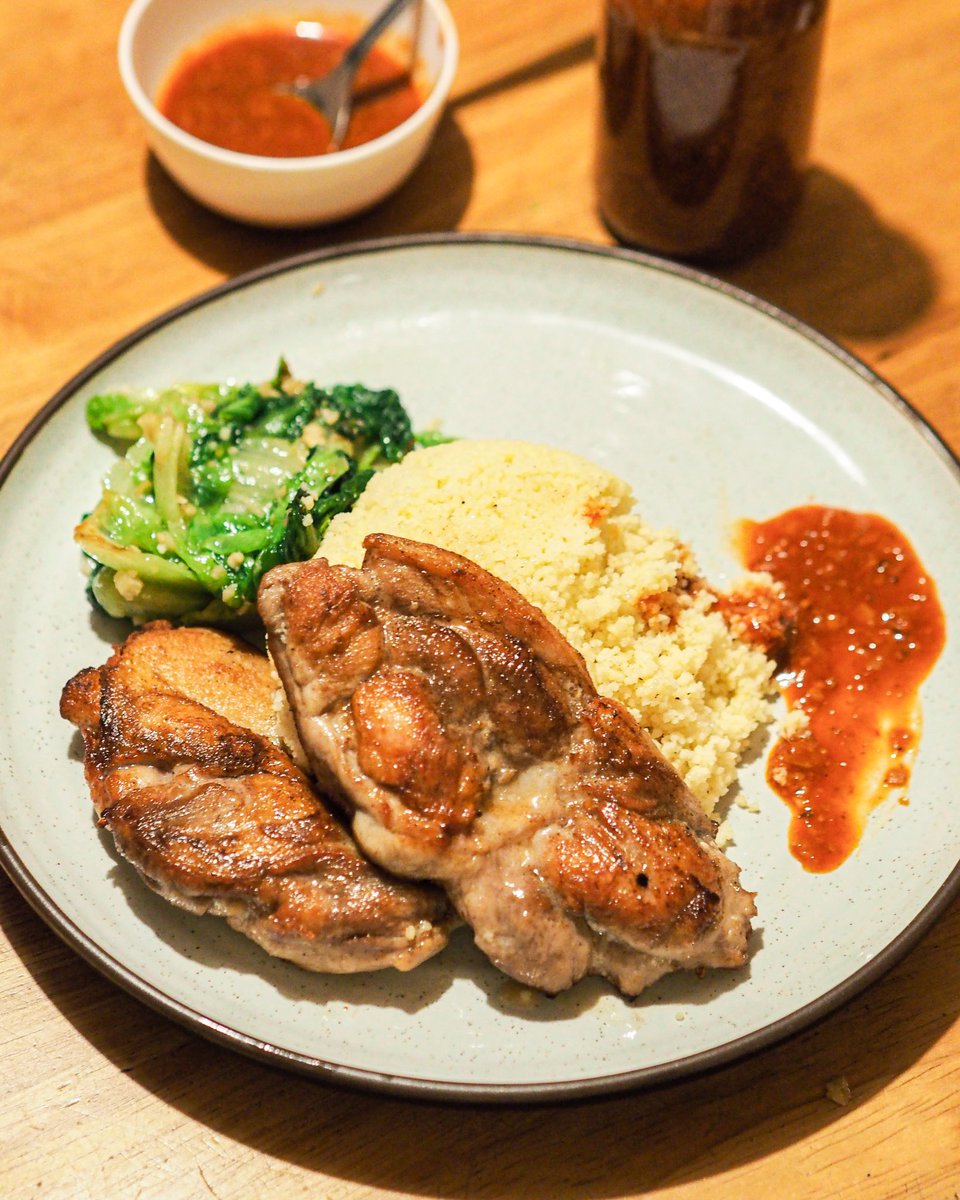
[2,235,958,1102]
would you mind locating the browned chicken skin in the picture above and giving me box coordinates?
[260,535,756,996]
[60,623,452,974]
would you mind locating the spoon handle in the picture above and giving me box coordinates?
[341,0,418,73]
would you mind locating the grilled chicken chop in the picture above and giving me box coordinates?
[60,622,452,974]
[259,535,756,996]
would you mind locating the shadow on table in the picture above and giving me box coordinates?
[716,167,937,343]
[143,29,597,275]
[449,34,595,111]
[143,108,475,276]
[5,866,960,1195]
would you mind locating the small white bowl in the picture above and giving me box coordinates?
[118,0,458,227]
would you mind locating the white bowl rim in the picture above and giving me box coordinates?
[117,0,459,173]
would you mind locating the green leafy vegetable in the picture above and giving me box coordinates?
[76,364,425,624]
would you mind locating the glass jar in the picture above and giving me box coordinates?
[595,0,828,262]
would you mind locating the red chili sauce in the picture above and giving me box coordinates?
[737,506,945,873]
[158,18,423,157]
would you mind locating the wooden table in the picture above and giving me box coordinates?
[3,1,959,1196]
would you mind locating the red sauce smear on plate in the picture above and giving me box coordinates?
[737,506,945,873]
[158,18,423,157]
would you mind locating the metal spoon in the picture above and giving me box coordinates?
[284,0,419,151]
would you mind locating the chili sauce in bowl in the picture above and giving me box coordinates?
[157,16,424,157]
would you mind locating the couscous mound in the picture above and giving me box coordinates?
[318,439,776,813]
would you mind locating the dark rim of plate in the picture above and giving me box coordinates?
[2,231,959,1105]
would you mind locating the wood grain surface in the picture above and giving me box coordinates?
[2,1,959,1196]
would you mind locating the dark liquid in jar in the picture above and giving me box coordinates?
[596,0,828,262]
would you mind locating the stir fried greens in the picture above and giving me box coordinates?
[76,362,436,624]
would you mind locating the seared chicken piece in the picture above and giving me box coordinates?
[260,536,756,996]
[60,623,452,974]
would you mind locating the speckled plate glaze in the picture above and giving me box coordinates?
[1,235,958,1103]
